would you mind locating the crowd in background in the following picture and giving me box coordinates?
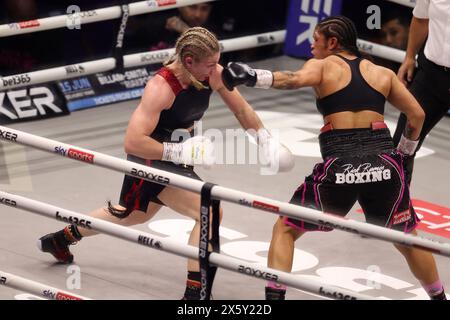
[0,0,410,76]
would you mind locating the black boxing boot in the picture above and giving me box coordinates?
[37,225,82,264]
[430,290,447,300]
[182,271,202,300]
[265,286,286,300]
[265,281,287,300]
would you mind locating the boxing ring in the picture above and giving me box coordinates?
[1,0,449,301]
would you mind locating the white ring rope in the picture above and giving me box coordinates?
[357,40,406,63]
[1,126,449,258]
[0,31,406,91]
[0,191,373,300]
[0,30,286,90]
[125,30,287,67]
[0,270,91,300]
[0,0,217,38]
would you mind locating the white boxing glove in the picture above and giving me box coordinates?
[257,128,295,173]
[162,136,215,168]
[397,134,419,156]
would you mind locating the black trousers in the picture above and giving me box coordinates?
[393,50,450,184]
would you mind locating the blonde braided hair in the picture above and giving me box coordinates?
[164,27,220,90]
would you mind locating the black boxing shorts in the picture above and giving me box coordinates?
[284,123,420,233]
[118,155,202,211]
[117,127,201,213]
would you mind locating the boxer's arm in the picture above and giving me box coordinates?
[213,64,294,171]
[124,75,174,159]
[211,64,264,131]
[221,59,323,91]
[272,59,323,89]
[218,86,264,131]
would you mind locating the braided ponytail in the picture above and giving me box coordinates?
[316,16,363,58]
[165,27,220,90]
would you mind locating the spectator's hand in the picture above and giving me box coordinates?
[165,16,189,34]
[397,57,416,86]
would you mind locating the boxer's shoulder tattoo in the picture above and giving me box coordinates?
[279,71,296,77]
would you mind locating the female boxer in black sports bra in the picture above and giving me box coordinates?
[222,16,446,300]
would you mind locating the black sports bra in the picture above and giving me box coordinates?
[316,54,386,117]
[154,67,212,131]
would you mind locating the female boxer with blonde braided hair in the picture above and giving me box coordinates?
[37,27,294,300]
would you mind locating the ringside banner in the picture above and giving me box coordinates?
[58,65,158,112]
[0,83,69,124]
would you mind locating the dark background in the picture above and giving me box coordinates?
[0,0,412,76]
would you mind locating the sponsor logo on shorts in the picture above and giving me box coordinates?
[19,20,40,29]
[56,292,81,300]
[55,211,92,229]
[392,210,411,225]
[237,265,278,281]
[319,287,357,300]
[0,276,6,285]
[252,201,279,213]
[0,129,18,142]
[336,163,391,184]
[130,168,170,185]
[0,197,17,207]
[2,74,31,88]
[137,235,162,249]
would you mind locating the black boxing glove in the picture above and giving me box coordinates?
[222,62,274,91]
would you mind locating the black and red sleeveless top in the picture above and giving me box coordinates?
[152,67,212,140]
[316,55,386,117]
